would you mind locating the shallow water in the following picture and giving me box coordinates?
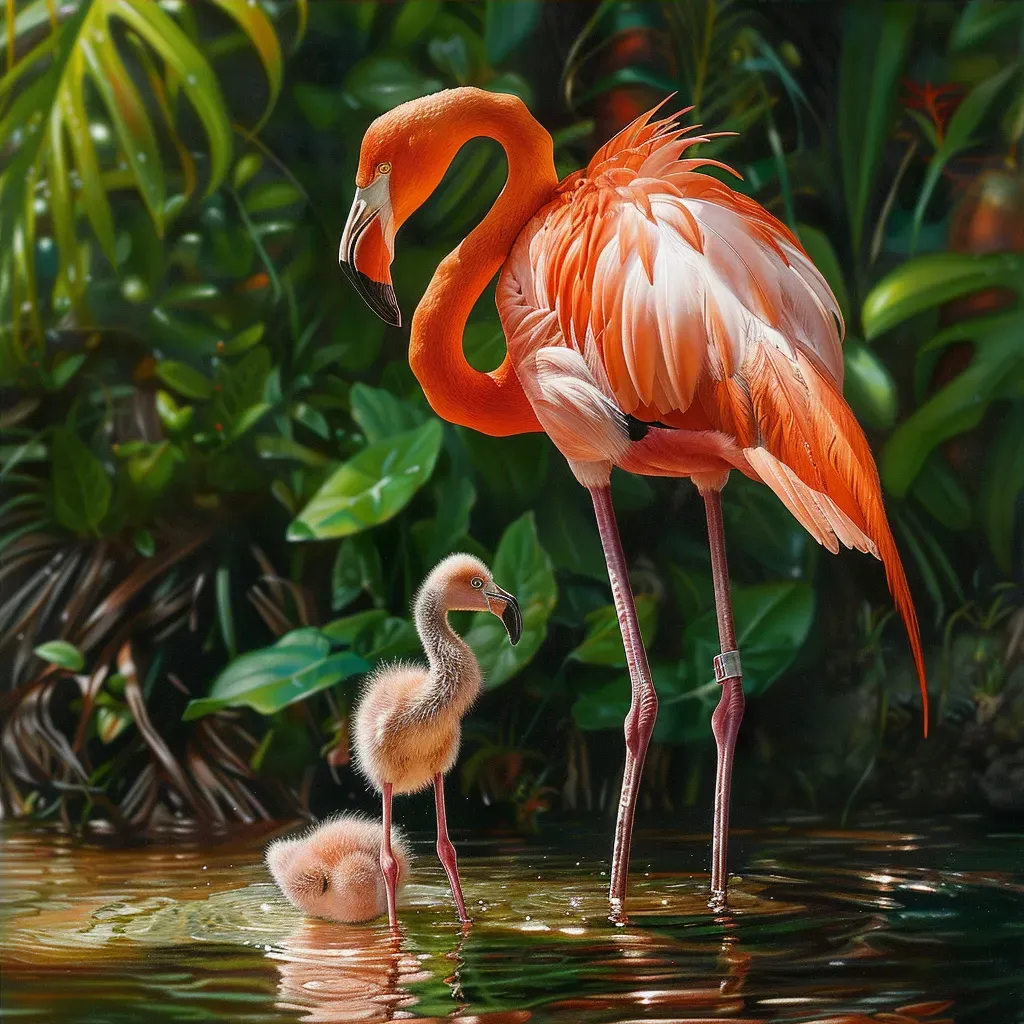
[2,815,1022,1023]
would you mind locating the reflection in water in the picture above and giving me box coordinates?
[2,817,1023,1022]
[270,920,419,1022]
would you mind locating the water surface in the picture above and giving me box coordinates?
[3,815,1022,1022]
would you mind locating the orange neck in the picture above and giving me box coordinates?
[409,94,557,436]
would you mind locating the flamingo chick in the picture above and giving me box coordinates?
[266,814,410,924]
[353,553,522,927]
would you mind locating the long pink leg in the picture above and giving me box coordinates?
[434,772,469,922]
[703,489,746,899]
[589,484,658,917]
[379,782,400,928]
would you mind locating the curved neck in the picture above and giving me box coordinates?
[413,588,480,714]
[410,95,558,437]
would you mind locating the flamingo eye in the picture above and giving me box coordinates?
[376,161,392,175]
[321,876,329,894]
[470,577,484,589]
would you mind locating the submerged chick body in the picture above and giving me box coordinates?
[266,814,410,924]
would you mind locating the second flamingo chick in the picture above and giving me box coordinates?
[353,553,522,927]
[266,814,410,924]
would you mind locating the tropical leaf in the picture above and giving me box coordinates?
[33,639,85,671]
[0,0,288,365]
[838,1,915,255]
[569,597,658,667]
[484,0,541,63]
[843,338,898,430]
[288,419,443,540]
[183,628,367,719]
[349,383,427,442]
[51,426,110,533]
[684,582,815,695]
[951,1,1024,51]
[862,252,1024,340]
[881,318,1024,496]
[911,456,971,532]
[466,512,557,689]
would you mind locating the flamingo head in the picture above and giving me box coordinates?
[426,552,523,645]
[340,88,498,328]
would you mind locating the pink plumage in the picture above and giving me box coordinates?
[266,814,410,924]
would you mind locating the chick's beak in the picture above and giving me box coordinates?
[339,177,401,327]
[485,585,522,645]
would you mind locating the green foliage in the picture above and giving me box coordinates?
[466,513,557,689]
[51,427,111,533]
[33,640,85,672]
[183,628,367,719]
[287,419,443,540]
[5,0,1024,829]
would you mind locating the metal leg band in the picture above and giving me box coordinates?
[713,650,742,683]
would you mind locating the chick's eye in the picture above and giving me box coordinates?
[321,876,329,894]
[470,577,484,589]
[376,161,392,175]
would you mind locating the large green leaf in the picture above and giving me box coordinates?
[466,512,556,689]
[911,456,971,531]
[344,56,441,113]
[332,534,385,611]
[684,582,815,695]
[838,2,915,255]
[571,662,710,744]
[288,419,443,540]
[569,597,658,666]
[484,0,541,63]
[862,252,1024,340]
[843,338,898,430]
[51,427,110,533]
[951,1,1024,52]
[722,474,809,578]
[881,318,1024,495]
[349,383,427,442]
[182,629,367,719]
[981,403,1024,570]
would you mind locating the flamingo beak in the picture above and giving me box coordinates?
[485,585,522,646]
[339,177,401,327]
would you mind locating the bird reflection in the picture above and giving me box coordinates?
[269,916,474,1023]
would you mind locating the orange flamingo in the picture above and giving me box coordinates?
[352,553,522,927]
[339,87,927,912]
[266,814,411,923]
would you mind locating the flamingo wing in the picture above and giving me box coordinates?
[499,107,927,729]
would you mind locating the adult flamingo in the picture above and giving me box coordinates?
[339,87,927,911]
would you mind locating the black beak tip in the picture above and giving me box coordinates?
[340,262,402,328]
[501,601,523,646]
